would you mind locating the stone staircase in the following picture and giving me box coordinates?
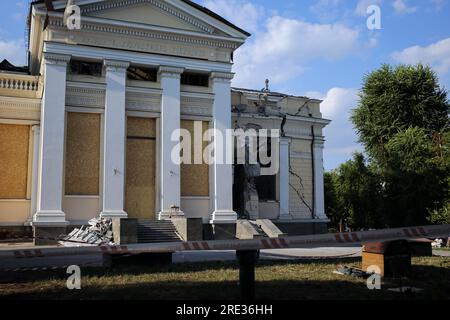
[137,220,183,243]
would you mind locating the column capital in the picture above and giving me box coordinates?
[158,66,184,79]
[104,60,130,72]
[211,72,234,83]
[43,53,71,66]
[31,125,41,133]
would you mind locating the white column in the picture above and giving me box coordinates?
[158,66,185,220]
[210,72,237,224]
[28,125,41,224]
[100,60,130,219]
[33,53,70,226]
[279,137,291,220]
[313,141,327,220]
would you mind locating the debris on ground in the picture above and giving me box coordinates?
[59,218,113,247]
[431,238,443,248]
[333,266,373,278]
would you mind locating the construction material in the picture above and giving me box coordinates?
[59,218,113,247]
[334,266,371,278]
[362,240,411,277]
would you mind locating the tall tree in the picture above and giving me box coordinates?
[352,64,449,226]
[325,153,383,230]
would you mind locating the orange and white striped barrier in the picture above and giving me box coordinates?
[0,224,448,261]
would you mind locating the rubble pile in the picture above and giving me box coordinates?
[59,218,114,247]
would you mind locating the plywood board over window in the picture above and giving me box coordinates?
[126,117,156,219]
[0,124,30,199]
[181,120,210,197]
[65,112,101,196]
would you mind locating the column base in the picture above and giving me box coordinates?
[210,210,238,224]
[100,211,128,219]
[158,210,185,220]
[33,211,68,227]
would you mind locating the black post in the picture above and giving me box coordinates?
[236,250,260,300]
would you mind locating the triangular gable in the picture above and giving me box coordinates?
[80,0,215,34]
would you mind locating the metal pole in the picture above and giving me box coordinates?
[236,250,260,300]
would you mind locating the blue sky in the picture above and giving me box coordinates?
[1,0,449,170]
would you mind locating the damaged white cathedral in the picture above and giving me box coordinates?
[0,0,330,244]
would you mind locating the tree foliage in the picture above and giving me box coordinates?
[325,153,383,230]
[326,64,449,228]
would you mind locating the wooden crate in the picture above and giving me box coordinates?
[362,240,411,277]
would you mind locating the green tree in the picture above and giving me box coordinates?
[325,153,383,230]
[351,64,449,226]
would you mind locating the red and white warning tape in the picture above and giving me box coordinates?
[0,224,448,261]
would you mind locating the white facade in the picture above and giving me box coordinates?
[0,0,330,231]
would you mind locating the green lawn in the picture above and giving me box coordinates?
[0,256,449,300]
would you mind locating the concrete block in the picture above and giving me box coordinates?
[237,220,261,239]
[256,219,287,238]
[213,223,237,240]
[171,218,203,241]
[112,218,138,245]
[34,227,67,245]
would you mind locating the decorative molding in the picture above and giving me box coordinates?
[80,0,214,34]
[49,18,240,50]
[181,92,214,116]
[126,87,162,112]
[65,84,106,108]
[44,41,233,74]
[0,97,41,121]
[43,53,71,66]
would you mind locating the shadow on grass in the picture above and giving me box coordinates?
[0,258,449,300]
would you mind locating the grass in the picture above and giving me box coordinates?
[0,256,449,300]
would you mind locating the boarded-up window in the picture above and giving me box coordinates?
[0,124,30,199]
[181,120,210,197]
[65,112,101,195]
[126,117,156,219]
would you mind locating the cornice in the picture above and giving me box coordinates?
[47,17,241,50]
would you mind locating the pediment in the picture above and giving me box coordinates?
[78,0,222,36]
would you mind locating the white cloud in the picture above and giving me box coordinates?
[320,87,359,118]
[355,0,382,17]
[392,0,417,14]
[309,0,342,21]
[201,0,264,34]
[0,38,26,66]
[392,37,450,75]
[233,16,361,88]
[313,87,363,170]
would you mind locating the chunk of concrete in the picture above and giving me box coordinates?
[237,220,262,239]
[256,219,287,238]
